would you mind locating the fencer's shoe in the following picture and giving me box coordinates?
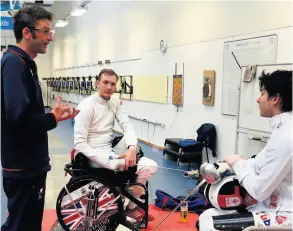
[125,207,155,223]
[183,169,199,179]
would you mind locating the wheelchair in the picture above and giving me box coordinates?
[56,136,149,231]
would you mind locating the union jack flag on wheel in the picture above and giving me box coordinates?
[56,175,123,231]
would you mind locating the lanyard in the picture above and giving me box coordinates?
[7,49,38,80]
[7,49,26,64]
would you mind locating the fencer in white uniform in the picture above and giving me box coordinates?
[73,69,158,215]
[199,70,292,230]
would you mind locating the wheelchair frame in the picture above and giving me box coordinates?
[56,149,149,231]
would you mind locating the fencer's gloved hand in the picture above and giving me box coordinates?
[214,161,234,175]
[199,161,234,184]
[108,158,126,171]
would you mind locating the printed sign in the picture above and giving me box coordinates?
[1,1,22,11]
[1,16,13,30]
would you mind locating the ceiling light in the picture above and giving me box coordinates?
[55,19,68,27]
[70,7,88,17]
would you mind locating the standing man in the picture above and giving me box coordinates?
[1,6,79,231]
[199,70,292,230]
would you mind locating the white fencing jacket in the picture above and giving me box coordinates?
[232,112,292,213]
[74,94,138,161]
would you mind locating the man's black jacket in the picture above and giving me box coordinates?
[1,45,57,179]
[197,123,217,157]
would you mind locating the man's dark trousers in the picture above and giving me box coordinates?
[1,174,47,231]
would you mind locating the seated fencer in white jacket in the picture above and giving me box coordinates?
[199,70,292,230]
[73,68,158,221]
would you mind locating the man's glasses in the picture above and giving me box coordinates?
[28,27,55,37]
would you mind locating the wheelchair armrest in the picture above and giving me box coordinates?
[69,152,91,171]
[64,163,72,170]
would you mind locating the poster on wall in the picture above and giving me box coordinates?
[221,35,277,115]
[202,70,215,106]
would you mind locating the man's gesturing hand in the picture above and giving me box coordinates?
[117,146,137,171]
[51,97,80,122]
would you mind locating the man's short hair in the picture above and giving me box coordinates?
[259,70,292,112]
[98,69,119,81]
[13,6,54,43]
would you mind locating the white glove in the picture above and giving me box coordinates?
[200,161,234,184]
[108,158,126,171]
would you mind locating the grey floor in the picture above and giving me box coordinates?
[1,119,199,229]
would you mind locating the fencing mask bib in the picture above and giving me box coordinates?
[204,175,257,211]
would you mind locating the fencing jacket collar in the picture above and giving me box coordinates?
[96,93,110,105]
[269,112,292,129]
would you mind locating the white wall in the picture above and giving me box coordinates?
[1,30,15,52]
[48,1,293,161]
[49,1,293,70]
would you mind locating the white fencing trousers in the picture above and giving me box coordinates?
[87,150,158,209]
[199,208,292,231]
[87,151,158,183]
[128,156,158,209]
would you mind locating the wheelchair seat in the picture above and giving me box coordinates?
[67,134,144,186]
[71,152,138,187]
[57,135,149,231]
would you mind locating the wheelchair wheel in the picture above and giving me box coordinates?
[56,175,123,231]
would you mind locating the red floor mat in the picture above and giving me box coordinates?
[42,209,57,231]
[43,205,199,231]
[143,204,199,231]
